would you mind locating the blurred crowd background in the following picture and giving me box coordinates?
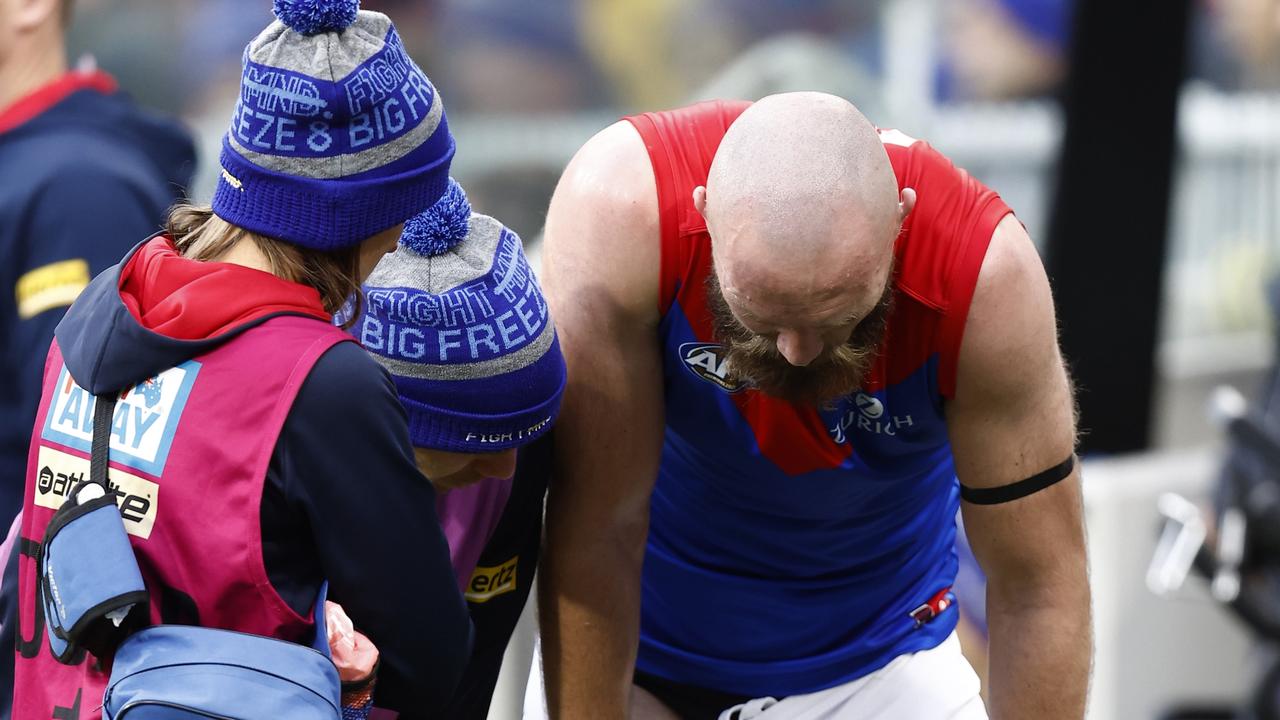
[52,1,1280,718]
[64,1,1280,447]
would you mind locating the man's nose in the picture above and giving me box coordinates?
[775,330,824,367]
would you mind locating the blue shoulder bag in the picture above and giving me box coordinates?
[39,393,342,718]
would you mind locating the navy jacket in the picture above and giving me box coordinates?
[0,75,195,521]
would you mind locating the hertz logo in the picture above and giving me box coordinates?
[465,556,518,603]
[679,342,744,393]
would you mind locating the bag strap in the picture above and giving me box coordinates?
[89,393,118,492]
[310,581,331,657]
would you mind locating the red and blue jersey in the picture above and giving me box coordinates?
[625,101,1012,696]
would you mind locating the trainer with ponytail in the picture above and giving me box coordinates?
[11,1,471,716]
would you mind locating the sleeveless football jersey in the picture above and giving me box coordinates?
[624,100,1012,696]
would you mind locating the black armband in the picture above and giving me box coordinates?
[960,454,1076,505]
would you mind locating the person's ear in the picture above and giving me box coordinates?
[693,186,708,219]
[14,0,61,33]
[899,187,917,220]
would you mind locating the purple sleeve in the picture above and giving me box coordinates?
[436,477,514,591]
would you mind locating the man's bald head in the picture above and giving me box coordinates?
[695,92,910,373]
[700,92,901,311]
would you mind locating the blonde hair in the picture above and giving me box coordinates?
[166,204,362,325]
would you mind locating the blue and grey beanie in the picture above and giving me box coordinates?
[212,0,453,250]
[356,180,566,453]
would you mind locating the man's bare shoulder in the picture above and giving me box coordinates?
[552,121,658,234]
[948,213,1075,486]
[961,214,1063,407]
[544,121,660,326]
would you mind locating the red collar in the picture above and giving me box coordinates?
[119,237,332,340]
[0,69,117,135]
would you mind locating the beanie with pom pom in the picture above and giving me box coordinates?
[213,0,453,251]
[353,178,566,453]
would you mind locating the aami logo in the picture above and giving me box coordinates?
[465,556,518,603]
[33,446,160,539]
[829,391,915,444]
[679,342,745,393]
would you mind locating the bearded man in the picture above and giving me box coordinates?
[539,92,1089,719]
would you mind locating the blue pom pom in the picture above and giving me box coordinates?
[401,180,473,257]
[273,0,359,35]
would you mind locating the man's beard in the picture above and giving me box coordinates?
[707,271,893,407]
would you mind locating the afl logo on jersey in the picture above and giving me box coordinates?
[679,342,745,393]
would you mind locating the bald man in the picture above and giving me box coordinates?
[539,93,1088,720]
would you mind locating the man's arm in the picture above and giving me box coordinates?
[539,121,665,718]
[946,214,1090,719]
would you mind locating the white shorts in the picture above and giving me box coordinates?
[716,632,988,720]
[520,631,987,720]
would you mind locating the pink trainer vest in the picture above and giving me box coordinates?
[14,315,351,720]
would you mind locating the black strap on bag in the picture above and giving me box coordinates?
[40,391,149,664]
[87,393,117,495]
[52,392,119,519]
